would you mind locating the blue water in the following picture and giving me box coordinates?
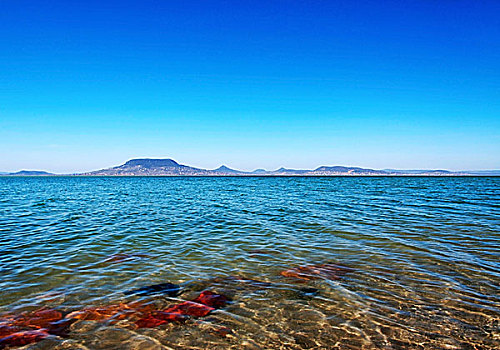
[0,177,499,349]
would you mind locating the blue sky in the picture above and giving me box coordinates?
[1,0,499,173]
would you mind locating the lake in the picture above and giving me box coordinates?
[0,176,499,349]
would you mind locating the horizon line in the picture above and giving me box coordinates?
[2,157,499,175]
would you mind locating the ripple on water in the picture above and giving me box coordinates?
[0,176,499,349]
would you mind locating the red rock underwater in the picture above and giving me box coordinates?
[0,329,48,349]
[192,290,229,308]
[0,308,71,349]
[0,288,230,347]
[65,301,156,322]
[135,290,229,329]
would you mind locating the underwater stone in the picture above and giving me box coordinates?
[0,329,48,349]
[164,301,214,318]
[0,308,71,348]
[135,290,229,329]
[135,316,167,329]
[0,325,22,338]
[17,309,63,329]
[192,291,229,308]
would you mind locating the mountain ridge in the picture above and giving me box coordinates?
[2,158,499,176]
[76,158,494,176]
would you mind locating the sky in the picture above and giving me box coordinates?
[1,0,499,173]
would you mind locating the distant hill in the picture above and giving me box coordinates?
[271,167,309,175]
[429,170,500,176]
[76,158,491,176]
[212,165,244,174]
[6,170,54,176]
[465,170,500,176]
[251,169,268,174]
[384,169,453,175]
[312,166,387,175]
[6,158,495,176]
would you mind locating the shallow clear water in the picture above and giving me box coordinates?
[0,176,499,349]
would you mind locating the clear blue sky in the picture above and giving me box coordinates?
[1,0,499,173]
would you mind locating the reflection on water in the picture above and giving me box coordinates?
[0,176,499,349]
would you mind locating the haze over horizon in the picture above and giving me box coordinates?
[1,1,499,173]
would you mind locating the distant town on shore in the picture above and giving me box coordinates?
[2,158,499,176]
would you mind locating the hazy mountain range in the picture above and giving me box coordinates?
[2,158,499,176]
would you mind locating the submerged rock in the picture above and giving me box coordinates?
[135,290,229,329]
[0,329,48,349]
[65,307,117,322]
[149,311,188,322]
[0,325,22,338]
[66,302,155,322]
[192,291,229,308]
[14,309,63,329]
[135,316,168,329]
[0,287,230,346]
[123,282,181,297]
[280,263,351,281]
[0,307,72,348]
[63,302,156,328]
[45,318,75,337]
[164,301,214,318]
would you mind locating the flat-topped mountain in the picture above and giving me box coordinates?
[83,158,212,176]
[123,158,180,168]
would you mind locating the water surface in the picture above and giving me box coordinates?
[0,177,499,349]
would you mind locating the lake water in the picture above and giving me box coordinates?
[0,177,499,349]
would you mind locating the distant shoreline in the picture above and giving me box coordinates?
[3,158,499,177]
